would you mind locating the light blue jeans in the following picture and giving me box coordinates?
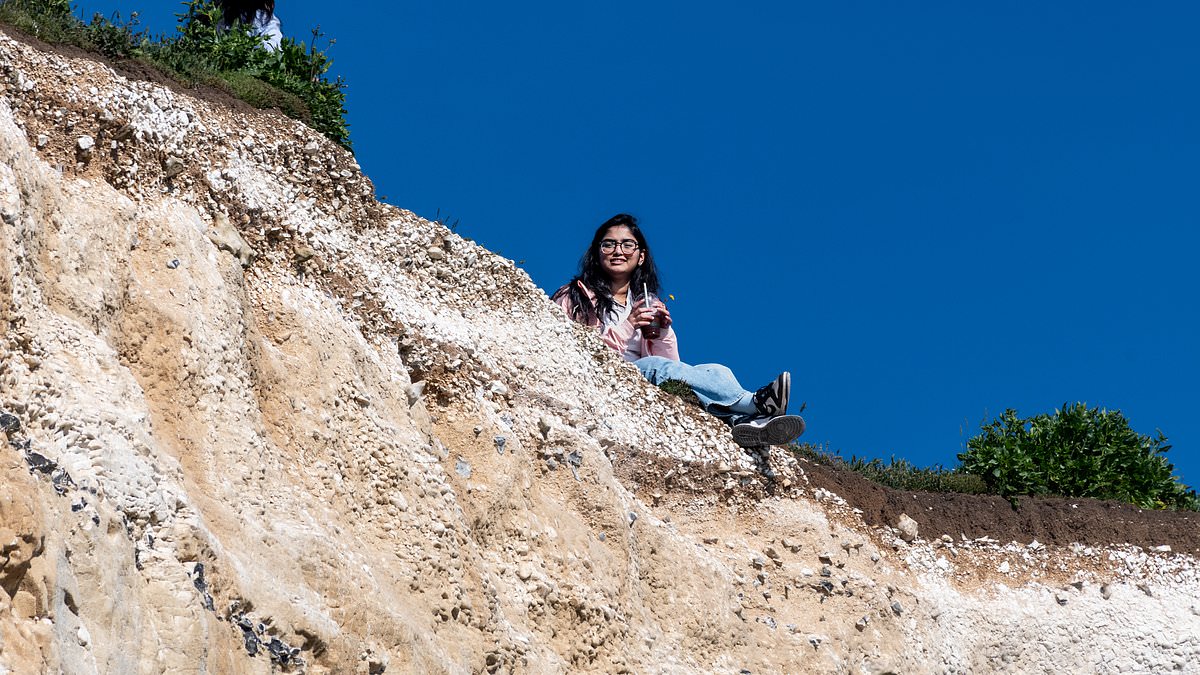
[634,356,756,422]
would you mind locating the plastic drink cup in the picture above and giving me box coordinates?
[641,287,662,339]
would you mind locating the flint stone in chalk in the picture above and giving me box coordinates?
[163,156,186,178]
[896,513,919,543]
[207,213,256,267]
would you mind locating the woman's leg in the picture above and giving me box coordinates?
[634,356,755,421]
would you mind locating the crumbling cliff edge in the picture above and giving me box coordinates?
[1,30,1197,674]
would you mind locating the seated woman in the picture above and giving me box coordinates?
[553,214,805,447]
[216,0,283,51]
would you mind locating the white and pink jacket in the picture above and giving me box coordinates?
[553,281,679,362]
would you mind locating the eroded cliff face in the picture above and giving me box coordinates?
[1,30,1198,675]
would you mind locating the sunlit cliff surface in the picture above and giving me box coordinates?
[1,30,1198,674]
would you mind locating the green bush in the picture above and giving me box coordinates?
[0,0,350,148]
[959,403,1199,510]
[256,31,348,147]
[152,0,350,147]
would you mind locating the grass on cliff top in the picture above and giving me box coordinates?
[789,443,991,495]
[0,0,350,148]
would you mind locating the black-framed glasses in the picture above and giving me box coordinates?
[599,239,639,254]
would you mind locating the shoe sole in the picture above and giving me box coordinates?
[731,415,806,448]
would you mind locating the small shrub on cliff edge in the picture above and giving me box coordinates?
[657,379,702,408]
[959,403,1199,511]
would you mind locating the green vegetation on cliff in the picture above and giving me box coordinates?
[0,0,350,148]
[959,403,1199,511]
[802,403,1197,511]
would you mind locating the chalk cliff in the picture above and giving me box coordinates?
[1,30,1198,674]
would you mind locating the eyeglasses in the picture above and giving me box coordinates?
[599,239,639,254]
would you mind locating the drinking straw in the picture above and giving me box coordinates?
[643,282,652,337]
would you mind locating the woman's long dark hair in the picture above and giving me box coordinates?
[555,213,662,324]
[217,0,275,24]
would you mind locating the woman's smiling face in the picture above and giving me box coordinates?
[598,225,643,282]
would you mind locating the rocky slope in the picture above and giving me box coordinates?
[1,29,1198,674]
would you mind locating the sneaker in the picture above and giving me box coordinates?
[752,372,790,417]
[731,414,806,448]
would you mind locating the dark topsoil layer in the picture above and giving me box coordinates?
[799,455,1200,555]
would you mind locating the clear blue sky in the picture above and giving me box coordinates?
[79,1,1199,492]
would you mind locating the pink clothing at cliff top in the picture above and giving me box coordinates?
[552,280,679,362]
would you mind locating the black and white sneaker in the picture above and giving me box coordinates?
[731,414,806,448]
[752,372,790,417]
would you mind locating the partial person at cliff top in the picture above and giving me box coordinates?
[553,213,806,448]
[216,0,282,51]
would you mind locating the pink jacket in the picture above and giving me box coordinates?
[553,280,680,362]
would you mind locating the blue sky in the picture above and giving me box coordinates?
[78,1,1199,492]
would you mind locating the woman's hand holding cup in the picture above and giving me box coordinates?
[635,291,664,339]
[654,298,672,329]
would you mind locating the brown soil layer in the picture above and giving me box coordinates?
[799,455,1200,555]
